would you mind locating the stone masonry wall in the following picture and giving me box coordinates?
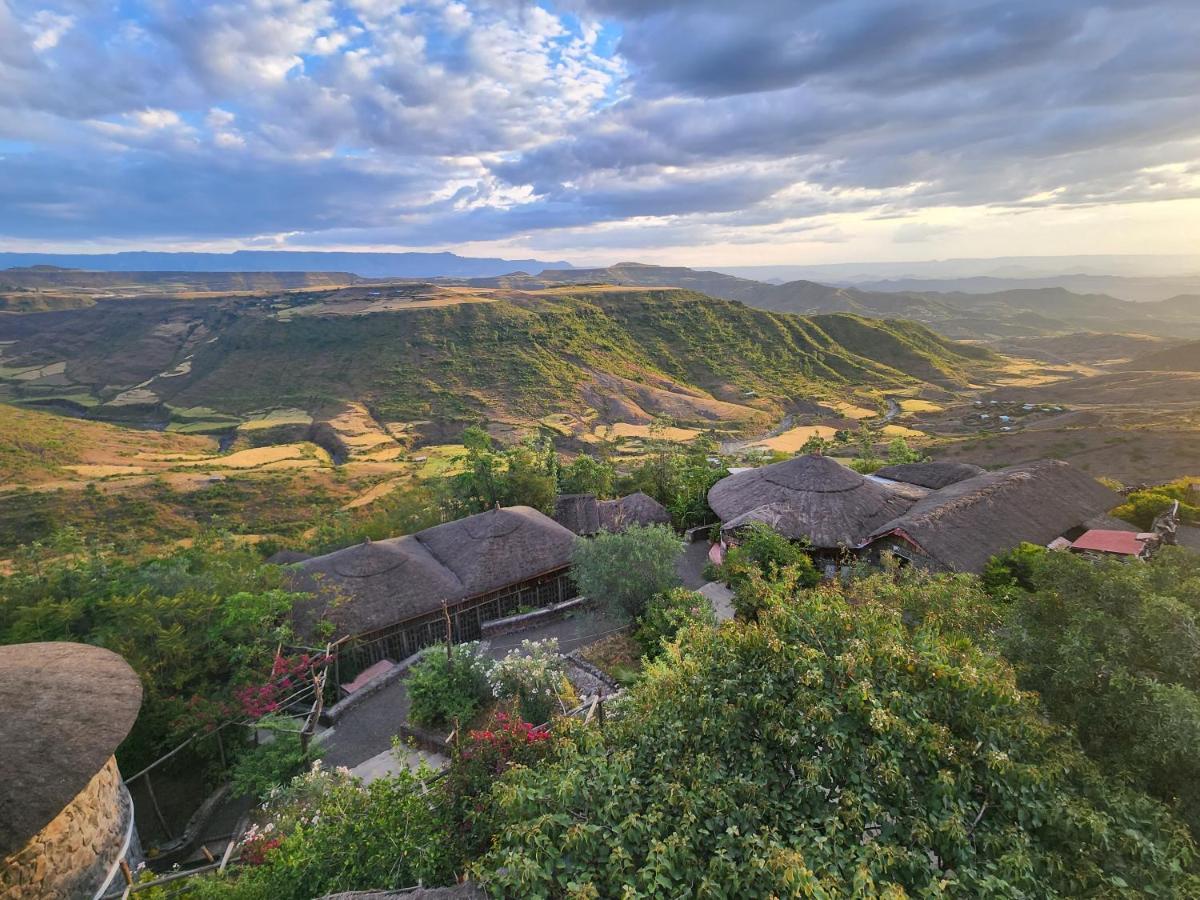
[1,755,132,900]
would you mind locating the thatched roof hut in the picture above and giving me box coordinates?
[554,492,671,535]
[708,454,916,548]
[868,460,1121,572]
[289,507,577,640]
[873,461,986,490]
[554,494,601,535]
[1,642,142,859]
[598,492,671,532]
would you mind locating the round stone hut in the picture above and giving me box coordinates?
[1,641,143,900]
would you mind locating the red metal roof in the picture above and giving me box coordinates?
[1070,530,1146,556]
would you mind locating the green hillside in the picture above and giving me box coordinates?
[0,287,995,430]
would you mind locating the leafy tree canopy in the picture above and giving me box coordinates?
[999,547,1200,837]
[478,589,1200,898]
[571,523,683,620]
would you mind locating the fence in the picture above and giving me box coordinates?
[331,568,576,686]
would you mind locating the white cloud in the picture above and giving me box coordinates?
[27,9,73,52]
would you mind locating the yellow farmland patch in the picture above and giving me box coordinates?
[174,443,314,469]
[881,424,926,439]
[899,399,944,414]
[594,422,701,442]
[342,477,409,510]
[832,401,878,420]
[753,425,838,453]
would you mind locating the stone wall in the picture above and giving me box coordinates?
[1,755,133,900]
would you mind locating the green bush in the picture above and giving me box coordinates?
[634,587,716,657]
[720,521,819,590]
[229,718,322,802]
[571,523,683,620]
[488,639,568,725]
[406,643,492,728]
[478,587,1200,897]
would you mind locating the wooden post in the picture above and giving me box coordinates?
[442,600,453,661]
[143,772,173,841]
[120,859,134,886]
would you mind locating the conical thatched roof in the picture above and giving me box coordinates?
[873,461,987,490]
[1,642,142,857]
[869,459,1121,573]
[709,454,917,548]
[597,492,671,532]
[289,507,577,640]
[554,494,601,535]
[555,492,672,535]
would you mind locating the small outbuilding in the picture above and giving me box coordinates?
[1069,529,1153,559]
[1,642,143,900]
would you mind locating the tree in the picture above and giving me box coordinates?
[848,424,882,474]
[1000,548,1200,837]
[447,438,557,515]
[885,436,924,465]
[571,524,683,619]
[478,590,1200,897]
[720,521,820,591]
[558,453,615,498]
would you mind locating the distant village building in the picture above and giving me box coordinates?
[1,642,143,900]
[708,455,1122,574]
[288,507,577,682]
[553,492,671,536]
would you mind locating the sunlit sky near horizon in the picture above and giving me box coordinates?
[2,0,1198,266]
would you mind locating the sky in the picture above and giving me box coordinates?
[1,0,1199,266]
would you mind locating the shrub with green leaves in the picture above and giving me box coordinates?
[1001,547,1200,837]
[633,587,716,657]
[478,587,1200,897]
[229,717,323,802]
[488,639,567,725]
[720,521,820,591]
[406,642,492,728]
[571,523,683,619]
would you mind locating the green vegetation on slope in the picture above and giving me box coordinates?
[1,288,996,428]
[169,289,994,422]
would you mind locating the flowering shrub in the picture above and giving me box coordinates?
[634,587,716,657]
[407,642,492,728]
[488,639,566,725]
[234,653,330,719]
[444,712,556,858]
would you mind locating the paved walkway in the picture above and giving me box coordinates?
[349,745,447,784]
[321,607,627,770]
[677,539,712,589]
[698,582,736,621]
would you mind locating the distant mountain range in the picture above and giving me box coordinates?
[472,262,1200,341]
[832,275,1200,304]
[0,251,573,279]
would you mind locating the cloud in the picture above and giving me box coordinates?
[0,0,1198,255]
